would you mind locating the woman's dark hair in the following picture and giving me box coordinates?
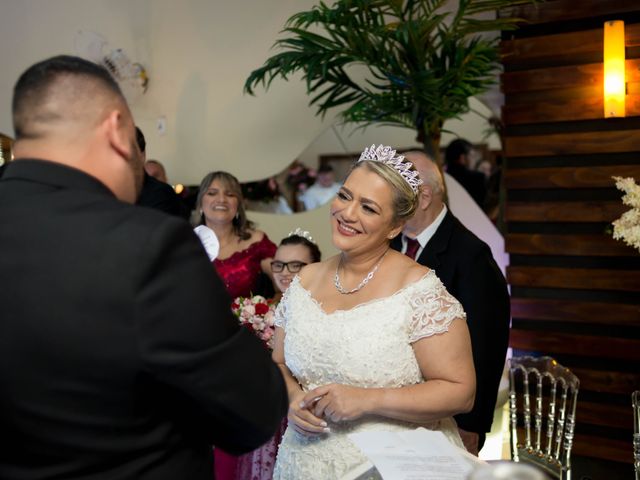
[196,171,254,240]
[279,235,321,263]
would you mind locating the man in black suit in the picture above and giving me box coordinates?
[134,126,187,218]
[391,150,510,455]
[0,55,287,479]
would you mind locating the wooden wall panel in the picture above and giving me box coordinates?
[505,201,626,222]
[506,233,636,256]
[505,165,640,189]
[501,23,640,68]
[502,1,640,28]
[504,130,640,157]
[511,298,640,326]
[501,1,640,466]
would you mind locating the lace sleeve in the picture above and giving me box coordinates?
[408,274,466,343]
[273,284,291,330]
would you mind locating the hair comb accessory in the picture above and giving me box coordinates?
[287,227,316,245]
[358,144,423,193]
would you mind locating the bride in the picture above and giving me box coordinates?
[272,145,476,479]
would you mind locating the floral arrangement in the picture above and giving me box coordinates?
[231,295,276,348]
[612,176,640,252]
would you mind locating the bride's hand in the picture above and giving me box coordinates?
[303,384,369,423]
[288,391,330,437]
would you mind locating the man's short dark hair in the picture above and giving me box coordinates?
[445,138,473,166]
[318,164,334,174]
[12,55,124,140]
[135,127,146,154]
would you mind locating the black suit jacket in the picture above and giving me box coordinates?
[137,172,187,218]
[0,160,287,480]
[392,211,510,435]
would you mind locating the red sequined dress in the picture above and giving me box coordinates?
[212,233,278,480]
[213,234,276,299]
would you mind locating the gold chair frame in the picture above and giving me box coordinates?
[633,390,639,480]
[509,356,579,480]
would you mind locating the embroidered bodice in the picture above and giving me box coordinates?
[273,270,466,479]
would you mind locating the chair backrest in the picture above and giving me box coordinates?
[633,390,640,480]
[508,356,580,480]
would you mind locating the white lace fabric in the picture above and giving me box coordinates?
[273,271,467,479]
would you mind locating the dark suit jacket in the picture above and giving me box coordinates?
[392,211,510,435]
[0,160,287,480]
[137,172,187,219]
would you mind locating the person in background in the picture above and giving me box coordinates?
[444,138,487,208]
[393,150,510,455]
[195,170,277,480]
[144,159,168,183]
[0,54,287,480]
[272,145,475,479]
[299,164,341,210]
[135,127,185,218]
[236,228,322,480]
[270,228,322,297]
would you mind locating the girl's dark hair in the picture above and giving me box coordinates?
[279,235,321,263]
[196,171,254,241]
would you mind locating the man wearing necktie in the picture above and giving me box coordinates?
[391,150,510,456]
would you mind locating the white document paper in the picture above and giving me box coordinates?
[348,428,485,480]
[194,225,220,261]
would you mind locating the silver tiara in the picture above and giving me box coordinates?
[287,228,316,245]
[358,144,423,193]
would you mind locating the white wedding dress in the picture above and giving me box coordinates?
[273,270,467,480]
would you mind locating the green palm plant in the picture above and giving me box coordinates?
[244,0,531,167]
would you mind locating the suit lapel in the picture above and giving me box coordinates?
[417,211,455,270]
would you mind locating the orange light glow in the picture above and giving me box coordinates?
[604,20,626,118]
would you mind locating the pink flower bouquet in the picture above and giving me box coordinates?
[231,295,276,349]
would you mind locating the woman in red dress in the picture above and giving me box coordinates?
[195,171,277,480]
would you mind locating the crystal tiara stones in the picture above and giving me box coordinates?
[287,227,316,245]
[358,144,424,193]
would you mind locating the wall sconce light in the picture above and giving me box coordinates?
[604,20,626,118]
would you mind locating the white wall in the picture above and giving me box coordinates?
[0,0,506,264]
[0,0,499,185]
[0,0,334,184]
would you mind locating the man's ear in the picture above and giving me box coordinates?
[104,109,132,161]
[418,185,432,211]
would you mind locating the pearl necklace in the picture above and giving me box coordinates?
[334,250,388,295]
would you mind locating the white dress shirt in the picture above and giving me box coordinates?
[401,205,448,259]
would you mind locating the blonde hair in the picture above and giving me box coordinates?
[196,171,254,240]
[352,160,419,225]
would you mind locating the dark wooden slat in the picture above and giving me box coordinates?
[506,233,636,256]
[504,130,640,157]
[503,93,640,124]
[578,401,632,429]
[511,298,640,327]
[504,165,640,189]
[507,266,640,292]
[502,60,640,94]
[570,367,640,395]
[509,329,640,361]
[572,434,632,464]
[502,23,640,67]
[514,427,633,464]
[501,1,640,28]
[505,201,626,222]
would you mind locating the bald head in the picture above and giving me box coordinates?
[404,150,444,198]
[12,55,126,141]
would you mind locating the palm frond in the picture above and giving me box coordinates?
[244,0,534,140]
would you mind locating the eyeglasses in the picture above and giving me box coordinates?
[270,260,307,273]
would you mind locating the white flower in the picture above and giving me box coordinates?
[612,176,640,252]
